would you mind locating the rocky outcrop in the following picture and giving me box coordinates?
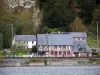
[7,0,43,34]
[7,0,36,8]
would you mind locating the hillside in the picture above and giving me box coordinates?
[0,0,100,48]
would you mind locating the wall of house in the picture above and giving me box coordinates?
[73,37,87,41]
[15,40,36,48]
[78,52,92,57]
[38,45,74,57]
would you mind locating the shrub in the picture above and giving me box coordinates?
[31,46,37,53]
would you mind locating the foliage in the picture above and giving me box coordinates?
[76,0,96,24]
[92,5,100,24]
[10,45,30,55]
[0,0,99,49]
[13,7,34,34]
[42,0,76,30]
[0,34,3,49]
[0,0,14,48]
[43,26,59,33]
[32,46,37,53]
[69,17,87,32]
[0,24,12,48]
[14,21,24,35]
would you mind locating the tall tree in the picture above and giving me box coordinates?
[42,0,76,31]
[69,17,87,32]
[0,0,13,48]
[76,0,96,24]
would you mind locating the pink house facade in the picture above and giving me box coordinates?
[37,34,75,57]
[37,32,92,57]
[38,45,75,57]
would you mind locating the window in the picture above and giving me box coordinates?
[52,45,57,50]
[63,51,66,55]
[24,41,25,44]
[69,46,71,50]
[78,38,80,40]
[67,51,70,55]
[44,46,48,51]
[62,45,66,49]
[66,46,68,50]
[32,41,34,44]
[80,38,83,40]
[59,51,62,55]
[39,46,43,51]
[57,45,61,51]
[75,38,78,40]
[51,51,53,55]
[82,38,85,40]
[55,51,57,55]
[54,45,57,48]
[78,47,83,51]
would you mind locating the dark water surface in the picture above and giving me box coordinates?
[0,66,100,75]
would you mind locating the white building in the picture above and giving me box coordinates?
[12,35,36,48]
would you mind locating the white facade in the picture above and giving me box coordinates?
[15,40,36,48]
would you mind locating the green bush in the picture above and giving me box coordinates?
[32,46,37,53]
[0,34,3,49]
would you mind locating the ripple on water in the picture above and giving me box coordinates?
[0,66,100,75]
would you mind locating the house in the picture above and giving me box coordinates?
[37,34,75,57]
[12,35,36,48]
[70,32,87,41]
[12,32,92,57]
[37,33,92,57]
[72,40,92,57]
[51,32,87,41]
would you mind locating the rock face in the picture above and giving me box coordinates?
[7,0,36,8]
[7,0,43,34]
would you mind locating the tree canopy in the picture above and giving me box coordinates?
[42,0,76,30]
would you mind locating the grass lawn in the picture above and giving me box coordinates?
[0,51,6,58]
[87,37,100,48]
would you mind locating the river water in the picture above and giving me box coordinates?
[0,66,100,75]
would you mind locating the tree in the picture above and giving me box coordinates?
[69,17,87,32]
[76,0,96,24]
[92,6,100,24]
[0,0,13,48]
[42,26,59,33]
[32,46,37,53]
[0,34,3,49]
[42,0,76,31]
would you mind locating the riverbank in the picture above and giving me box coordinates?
[0,58,100,67]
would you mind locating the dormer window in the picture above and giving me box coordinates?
[75,38,78,40]
[78,47,83,51]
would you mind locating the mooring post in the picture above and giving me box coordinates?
[44,58,47,66]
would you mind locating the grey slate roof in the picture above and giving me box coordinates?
[37,34,73,45]
[51,32,87,37]
[15,35,36,41]
[70,32,87,37]
[72,40,92,52]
